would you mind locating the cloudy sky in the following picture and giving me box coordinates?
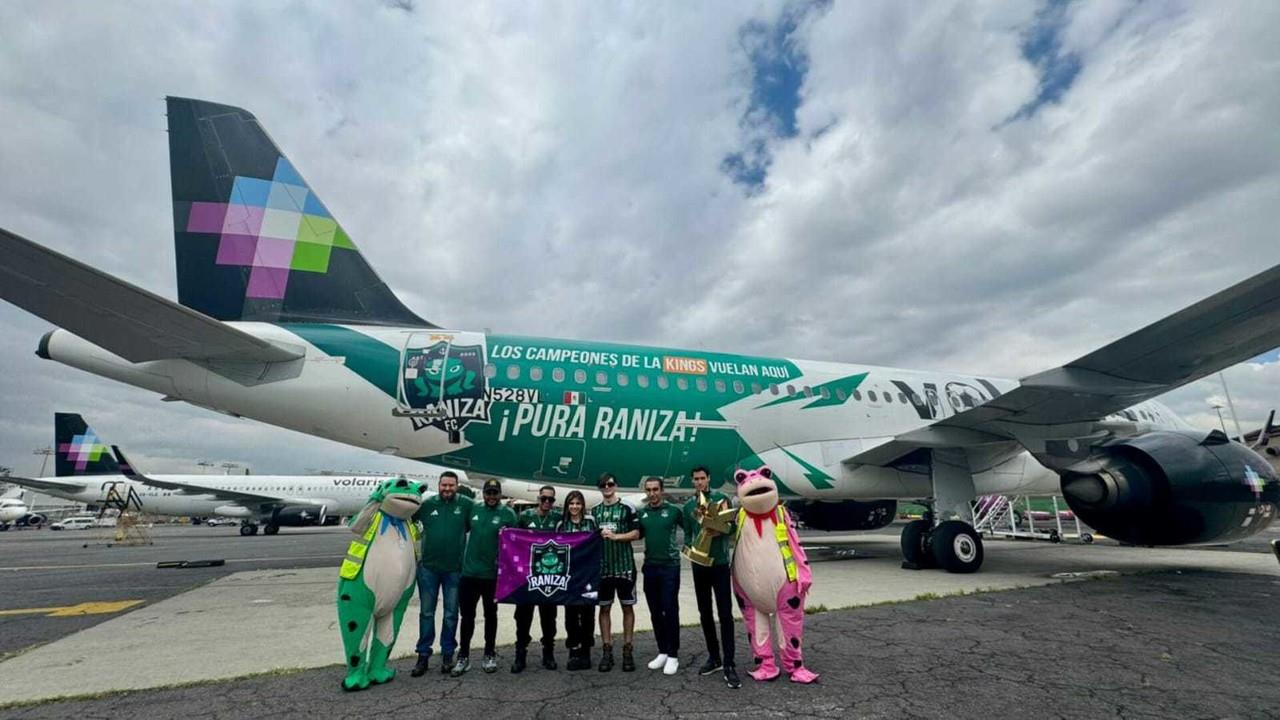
[1,0,1278,477]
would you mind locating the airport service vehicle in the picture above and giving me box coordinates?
[2,98,1278,572]
[50,516,96,531]
[206,517,239,527]
[4,413,436,536]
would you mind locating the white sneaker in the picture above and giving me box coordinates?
[647,653,668,670]
[663,656,680,675]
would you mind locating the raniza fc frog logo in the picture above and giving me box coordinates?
[402,341,490,434]
[527,539,571,597]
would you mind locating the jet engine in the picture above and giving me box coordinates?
[786,499,897,532]
[18,513,47,527]
[269,505,326,527]
[1060,430,1279,545]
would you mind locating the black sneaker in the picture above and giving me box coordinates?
[724,664,742,689]
[542,647,558,670]
[698,657,723,676]
[440,654,454,674]
[410,655,431,677]
[511,649,527,674]
[598,645,614,672]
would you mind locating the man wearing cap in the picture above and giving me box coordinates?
[410,470,472,677]
[511,485,563,673]
[591,472,639,672]
[453,478,517,676]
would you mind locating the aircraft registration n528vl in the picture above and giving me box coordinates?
[2,97,1278,572]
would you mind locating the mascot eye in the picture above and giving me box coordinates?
[759,467,772,479]
[395,478,408,488]
[734,470,748,484]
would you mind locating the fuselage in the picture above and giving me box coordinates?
[40,324,1194,501]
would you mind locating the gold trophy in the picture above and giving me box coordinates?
[683,490,736,567]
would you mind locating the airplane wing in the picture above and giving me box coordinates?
[2,476,90,495]
[111,446,325,508]
[851,263,1280,467]
[0,226,301,363]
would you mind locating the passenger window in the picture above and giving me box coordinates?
[715,379,727,393]
[786,384,796,396]
[898,393,907,404]
[595,371,608,386]
[750,382,762,394]
[820,387,831,399]
[657,375,670,390]
[803,386,813,398]
[637,374,650,388]
[574,369,587,384]
[883,392,892,403]
[529,366,543,381]
[484,364,497,379]
[677,377,689,391]
[769,383,780,396]
[617,372,629,387]
[868,391,877,402]
[853,390,862,401]
[909,393,920,405]
[506,364,521,380]
[695,378,708,392]
[836,389,847,401]
[733,380,745,394]
[552,367,565,383]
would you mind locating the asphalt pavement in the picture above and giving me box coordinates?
[2,570,1276,719]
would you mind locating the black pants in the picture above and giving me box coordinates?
[642,563,681,656]
[458,576,497,658]
[692,563,735,664]
[514,603,558,651]
[563,605,595,651]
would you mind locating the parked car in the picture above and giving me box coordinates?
[50,516,97,531]
[206,517,239,527]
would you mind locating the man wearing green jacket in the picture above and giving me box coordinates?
[682,466,740,689]
[411,471,472,677]
[453,478,518,676]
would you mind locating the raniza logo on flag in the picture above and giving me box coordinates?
[527,539,572,597]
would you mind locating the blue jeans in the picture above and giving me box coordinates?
[415,566,461,658]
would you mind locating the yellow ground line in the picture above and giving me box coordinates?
[0,600,144,617]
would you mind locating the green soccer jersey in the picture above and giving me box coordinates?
[591,500,637,579]
[518,507,563,530]
[557,515,598,533]
[681,491,734,567]
[637,501,683,567]
[461,502,518,579]
[413,494,474,572]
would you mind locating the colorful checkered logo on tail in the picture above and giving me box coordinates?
[58,431,109,472]
[184,157,357,299]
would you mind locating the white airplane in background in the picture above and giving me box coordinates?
[4,413,437,536]
[2,98,1278,573]
[0,487,42,530]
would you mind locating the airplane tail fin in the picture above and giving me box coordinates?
[55,413,121,477]
[166,97,433,327]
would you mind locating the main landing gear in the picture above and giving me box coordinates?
[240,522,259,536]
[901,448,986,574]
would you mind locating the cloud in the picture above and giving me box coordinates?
[1,1,1278,477]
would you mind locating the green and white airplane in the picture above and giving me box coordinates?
[3,98,1278,572]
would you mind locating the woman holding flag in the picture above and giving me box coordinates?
[557,490,598,670]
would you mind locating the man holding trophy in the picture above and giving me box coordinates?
[682,466,741,689]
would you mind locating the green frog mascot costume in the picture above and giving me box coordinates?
[336,477,423,691]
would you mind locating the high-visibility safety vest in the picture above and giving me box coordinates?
[339,511,421,580]
[735,505,798,583]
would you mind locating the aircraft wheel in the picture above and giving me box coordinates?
[263,524,280,536]
[930,520,984,574]
[900,519,935,569]
[0,523,9,532]
[240,523,258,536]
[1081,533,1094,544]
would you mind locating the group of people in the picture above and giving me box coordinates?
[409,466,743,689]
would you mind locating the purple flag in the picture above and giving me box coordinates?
[496,528,602,605]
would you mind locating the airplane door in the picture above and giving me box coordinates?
[538,438,586,482]
[663,416,743,490]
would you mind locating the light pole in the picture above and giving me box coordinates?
[1211,403,1228,435]
[33,447,54,477]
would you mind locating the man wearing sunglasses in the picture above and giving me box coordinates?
[453,478,517,676]
[591,472,639,672]
[511,485,562,673]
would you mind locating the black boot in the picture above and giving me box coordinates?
[542,646,557,670]
[621,643,635,672]
[410,654,430,678]
[566,647,585,671]
[598,644,614,672]
[511,647,527,674]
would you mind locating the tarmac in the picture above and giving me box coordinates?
[1,522,1278,718]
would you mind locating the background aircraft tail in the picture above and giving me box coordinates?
[55,413,121,477]
[166,96,432,327]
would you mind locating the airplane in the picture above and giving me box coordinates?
[0,487,43,530]
[2,97,1277,572]
[4,413,439,535]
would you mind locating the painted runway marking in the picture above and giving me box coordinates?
[0,553,341,572]
[0,600,144,617]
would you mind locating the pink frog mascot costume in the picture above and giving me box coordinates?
[730,466,819,683]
